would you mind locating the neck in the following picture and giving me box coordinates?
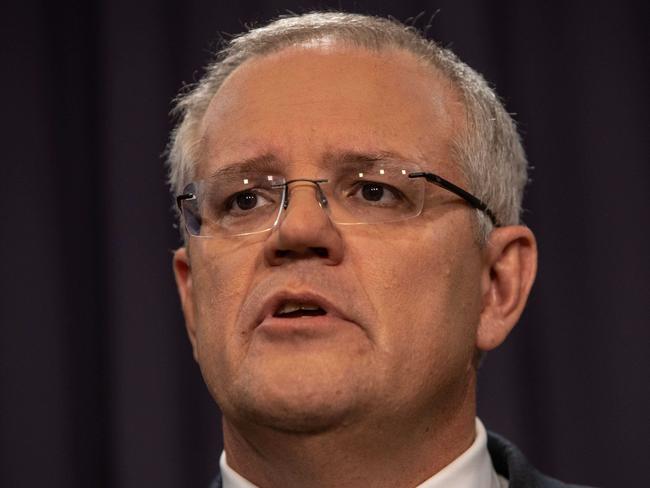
[222,380,477,487]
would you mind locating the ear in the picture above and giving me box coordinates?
[477,225,537,351]
[173,247,199,361]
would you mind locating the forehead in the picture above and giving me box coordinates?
[198,43,464,177]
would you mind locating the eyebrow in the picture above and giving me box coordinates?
[207,154,283,180]
[206,149,411,179]
[326,150,408,168]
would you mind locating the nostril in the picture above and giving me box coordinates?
[310,247,329,258]
[274,247,329,259]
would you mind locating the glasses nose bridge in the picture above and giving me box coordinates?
[281,178,329,210]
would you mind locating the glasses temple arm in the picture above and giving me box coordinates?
[176,193,196,211]
[409,172,499,226]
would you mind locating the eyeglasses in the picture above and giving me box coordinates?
[176,160,498,238]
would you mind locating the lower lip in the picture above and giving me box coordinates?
[256,314,356,338]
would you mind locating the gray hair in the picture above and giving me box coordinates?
[166,12,528,241]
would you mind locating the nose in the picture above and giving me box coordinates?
[264,181,344,266]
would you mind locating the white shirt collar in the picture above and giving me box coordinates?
[220,451,258,488]
[220,418,507,488]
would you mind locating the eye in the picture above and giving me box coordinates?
[361,183,386,202]
[226,189,273,213]
[235,191,258,210]
[351,181,403,205]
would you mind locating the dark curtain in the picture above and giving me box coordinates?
[1,1,647,487]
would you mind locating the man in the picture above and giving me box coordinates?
[168,11,588,488]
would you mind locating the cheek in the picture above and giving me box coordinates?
[346,222,481,362]
[190,245,257,366]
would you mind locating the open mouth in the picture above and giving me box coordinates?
[273,302,327,318]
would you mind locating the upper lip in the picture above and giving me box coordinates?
[255,290,349,327]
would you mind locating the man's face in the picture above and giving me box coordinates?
[175,44,488,433]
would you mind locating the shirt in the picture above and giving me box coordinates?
[220,418,508,488]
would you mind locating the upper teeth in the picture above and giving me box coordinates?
[277,303,321,314]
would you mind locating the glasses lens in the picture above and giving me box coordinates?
[180,174,286,237]
[327,160,425,224]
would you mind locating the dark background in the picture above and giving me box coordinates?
[1,1,647,487]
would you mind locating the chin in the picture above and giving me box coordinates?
[218,360,367,434]
[236,398,350,435]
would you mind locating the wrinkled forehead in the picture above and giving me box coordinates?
[196,43,466,181]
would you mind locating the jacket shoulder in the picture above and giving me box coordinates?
[487,431,597,488]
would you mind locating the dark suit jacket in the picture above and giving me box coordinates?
[486,432,593,487]
[209,431,594,487]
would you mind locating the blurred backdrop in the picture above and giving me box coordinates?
[1,1,647,487]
